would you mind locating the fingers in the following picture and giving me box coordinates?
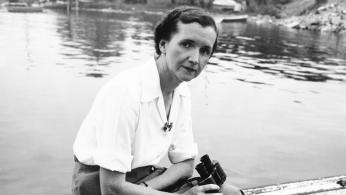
[184,184,222,195]
[198,184,221,193]
[220,183,244,195]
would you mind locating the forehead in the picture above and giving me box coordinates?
[172,21,217,48]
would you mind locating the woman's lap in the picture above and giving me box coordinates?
[72,160,243,195]
[71,160,186,195]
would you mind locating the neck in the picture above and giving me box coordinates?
[155,54,181,96]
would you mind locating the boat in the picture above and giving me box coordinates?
[213,0,242,12]
[43,2,67,9]
[243,175,346,195]
[6,2,43,13]
[221,15,248,23]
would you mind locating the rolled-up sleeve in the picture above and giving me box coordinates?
[168,99,198,164]
[91,82,137,172]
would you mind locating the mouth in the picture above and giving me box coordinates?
[182,66,197,73]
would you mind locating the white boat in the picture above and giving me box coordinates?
[213,0,242,12]
[6,2,43,13]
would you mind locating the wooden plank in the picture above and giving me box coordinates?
[243,175,346,195]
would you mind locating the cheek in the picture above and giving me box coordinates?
[200,57,210,68]
[167,44,186,57]
[171,48,186,59]
[167,49,186,65]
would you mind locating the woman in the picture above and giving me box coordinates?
[72,6,243,195]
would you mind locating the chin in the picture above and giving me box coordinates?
[180,75,196,82]
[176,71,199,82]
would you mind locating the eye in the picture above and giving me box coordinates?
[200,47,211,56]
[181,41,192,49]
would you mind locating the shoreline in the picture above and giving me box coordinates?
[58,5,346,34]
[2,0,346,34]
[248,0,346,34]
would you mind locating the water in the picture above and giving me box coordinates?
[0,9,345,194]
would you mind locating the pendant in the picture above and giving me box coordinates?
[162,122,173,132]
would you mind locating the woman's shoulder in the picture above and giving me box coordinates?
[99,66,144,100]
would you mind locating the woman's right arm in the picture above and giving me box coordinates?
[100,167,169,195]
[99,167,222,195]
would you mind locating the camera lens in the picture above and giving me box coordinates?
[213,162,227,185]
[195,163,210,179]
[200,154,214,173]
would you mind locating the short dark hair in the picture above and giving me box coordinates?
[154,6,218,56]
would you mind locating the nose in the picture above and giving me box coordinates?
[188,49,199,65]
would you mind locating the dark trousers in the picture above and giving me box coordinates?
[72,157,102,195]
[71,156,188,195]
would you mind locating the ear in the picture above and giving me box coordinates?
[159,40,167,54]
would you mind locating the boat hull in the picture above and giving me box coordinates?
[7,6,43,13]
[221,15,248,23]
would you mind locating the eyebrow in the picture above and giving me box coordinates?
[180,39,194,43]
[181,39,213,49]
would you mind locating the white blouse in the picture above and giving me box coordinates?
[73,57,198,173]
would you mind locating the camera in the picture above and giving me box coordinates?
[195,154,227,193]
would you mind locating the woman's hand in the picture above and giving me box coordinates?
[183,184,222,195]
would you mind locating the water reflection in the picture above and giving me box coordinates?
[54,10,159,77]
[49,11,346,81]
[216,22,346,83]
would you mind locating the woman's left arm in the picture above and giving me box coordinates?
[140,158,195,190]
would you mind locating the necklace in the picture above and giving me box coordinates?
[163,91,174,132]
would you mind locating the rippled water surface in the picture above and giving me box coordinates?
[1,9,346,194]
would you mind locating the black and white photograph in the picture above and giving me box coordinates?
[1,0,346,194]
